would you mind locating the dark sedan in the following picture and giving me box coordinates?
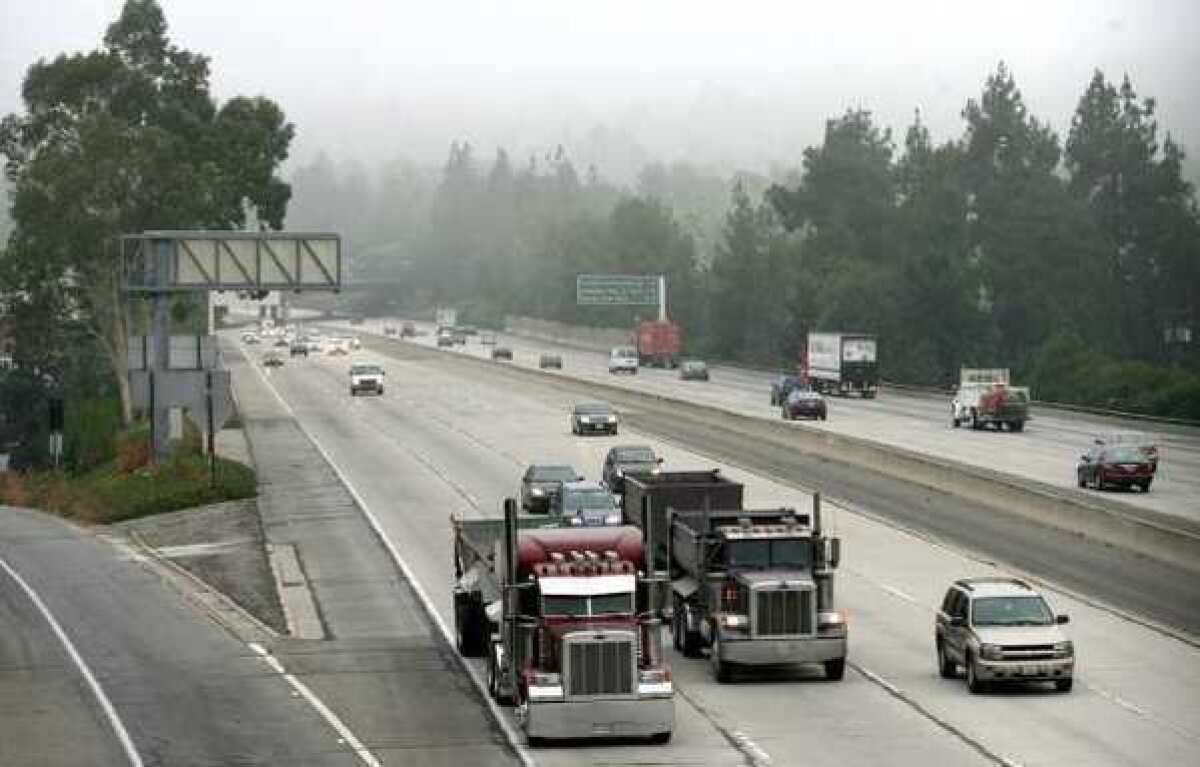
[492,346,513,360]
[539,353,563,369]
[520,464,581,513]
[1077,445,1154,492]
[770,374,804,406]
[782,388,827,420]
[601,445,662,494]
[571,402,618,435]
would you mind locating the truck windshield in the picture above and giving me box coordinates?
[543,593,633,616]
[727,539,812,569]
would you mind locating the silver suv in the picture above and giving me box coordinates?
[935,577,1074,693]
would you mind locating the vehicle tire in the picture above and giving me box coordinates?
[350,389,356,397]
[1142,480,1152,493]
[966,653,987,694]
[612,427,619,436]
[952,411,960,428]
[970,410,980,430]
[455,593,485,658]
[937,640,956,678]
[710,637,732,683]
[1056,677,1074,693]
[781,407,789,420]
[1011,420,1024,433]
[378,387,384,395]
[1077,471,1087,489]
[672,607,683,652]
[820,411,827,421]
[824,657,846,681]
[650,731,672,745]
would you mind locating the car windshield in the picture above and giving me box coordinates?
[972,596,1054,626]
[612,348,636,358]
[616,448,656,463]
[565,489,615,510]
[530,466,577,482]
[576,403,612,415]
[685,361,705,370]
[352,366,382,376]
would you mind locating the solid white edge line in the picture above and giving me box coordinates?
[0,554,144,767]
[247,643,382,767]
[240,341,537,767]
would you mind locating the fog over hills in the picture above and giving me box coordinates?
[2,0,1198,183]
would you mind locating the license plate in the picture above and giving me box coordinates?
[1020,665,1048,676]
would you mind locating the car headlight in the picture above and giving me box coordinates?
[1054,641,1074,658]
[568,517,583,526]
[979,643,1004,661]
[531,487,544,497]
[580,416,591,423]
[616,469,624,478]
[527,671,563,701]
[720,614,749,630]
[604,512,622,525]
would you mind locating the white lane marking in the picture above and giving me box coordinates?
[731,730,773,764]
[248,643,382,766]
[0,554,144,767]
[855,663,1024,767]
[879,583,919,606]
[243,347,537,767]
[1086,681,1200,744]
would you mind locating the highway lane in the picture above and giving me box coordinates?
[0,506,364,766]
[242,337,1200,766]
[328,318,1199,524]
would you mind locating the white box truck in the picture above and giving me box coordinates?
[806,332,879,398]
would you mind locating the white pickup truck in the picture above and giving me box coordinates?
[349,363,385,396]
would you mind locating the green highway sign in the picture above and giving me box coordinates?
[576,274,661,306]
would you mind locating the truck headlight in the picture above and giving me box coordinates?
[607,416,616,423]
[979,643,1004,661]
[604,512,622,525]
[1054,641,1074,658]
[527,671,563,701]
[580,416,591,424]
[720,614,749,629]
[818,611,845,631]
[638,668,673,697]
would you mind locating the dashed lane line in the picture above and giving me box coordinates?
[248,643,382,767]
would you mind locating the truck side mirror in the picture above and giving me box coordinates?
[656,457,664,464]
[1056,614,1070,625]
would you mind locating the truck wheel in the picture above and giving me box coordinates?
[1056,677,1074,693]
[1077,471,1087,488]
[937,641,956,678]
[1141,480,1152,493]
[824,657,845,681]
[455,592,486,658]
[672,608,683,652]
[951,410,960,428]
[970,410,980,430]
[1010,420,1024,433]
[650,731,672,745]
[710,637,732,683]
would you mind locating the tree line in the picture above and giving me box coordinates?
[293,64,1198,417]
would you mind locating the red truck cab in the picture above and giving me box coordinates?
[635,320,682,369]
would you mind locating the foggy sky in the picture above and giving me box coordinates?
[3,1,1199,181]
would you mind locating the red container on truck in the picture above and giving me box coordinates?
[635,320,682,369]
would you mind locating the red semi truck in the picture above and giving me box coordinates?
[634,320,682,369]
[452,500,674,743]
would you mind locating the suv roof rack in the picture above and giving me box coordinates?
[954,577,1031,592]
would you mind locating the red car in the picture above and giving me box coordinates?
[1077,445,1155,492]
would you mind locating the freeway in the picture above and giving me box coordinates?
[0,507,364,766]
[333,318,1200,525]
[238,332,1200,766]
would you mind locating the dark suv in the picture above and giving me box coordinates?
[935,577,1074,694]
[601,445,662,495]
[520,464,580,513]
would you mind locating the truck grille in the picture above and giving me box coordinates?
[754,589,813,636]
[565,636,635,696]
[1000,644,1056,661]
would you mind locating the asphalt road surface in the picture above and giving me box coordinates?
[331,318,1200,525]
[237,332,1200,767]
[0,507,364,766]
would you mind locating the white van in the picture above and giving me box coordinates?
[608,346,639,375]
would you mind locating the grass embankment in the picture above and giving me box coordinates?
[0,422,256,524]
